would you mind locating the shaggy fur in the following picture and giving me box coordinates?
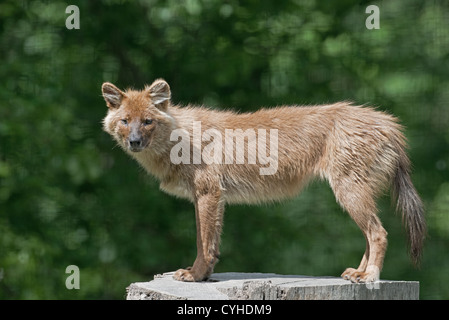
[102,79,426,283]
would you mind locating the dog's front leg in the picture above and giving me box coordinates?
[173,190,224,282]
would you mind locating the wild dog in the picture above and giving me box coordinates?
[101,79,426,283]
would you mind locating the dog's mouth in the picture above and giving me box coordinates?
[129,145,144,153]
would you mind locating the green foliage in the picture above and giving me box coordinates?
[0,0,448,299]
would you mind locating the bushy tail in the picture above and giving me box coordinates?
[392,148,426,266]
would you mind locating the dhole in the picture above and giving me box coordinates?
[102,79,426,283]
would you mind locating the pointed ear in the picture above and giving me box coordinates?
[147,79,171,110]
[102,82,125,109]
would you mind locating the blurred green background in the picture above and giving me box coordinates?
[1,0,448,299]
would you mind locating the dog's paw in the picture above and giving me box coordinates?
[356,265,380,283]
[173,268,196,282]
[341,267,360,282]
[173,267,208,282]
[341,266,379,283]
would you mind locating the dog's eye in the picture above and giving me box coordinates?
[121,119,128,125]
[144,119,153,125]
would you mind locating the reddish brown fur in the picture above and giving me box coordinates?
[102,79,426,283]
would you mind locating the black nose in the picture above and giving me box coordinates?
[129,139,142,149]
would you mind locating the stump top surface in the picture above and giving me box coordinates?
[126,272,419,300]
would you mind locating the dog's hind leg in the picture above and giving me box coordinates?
[331,178,387,283]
